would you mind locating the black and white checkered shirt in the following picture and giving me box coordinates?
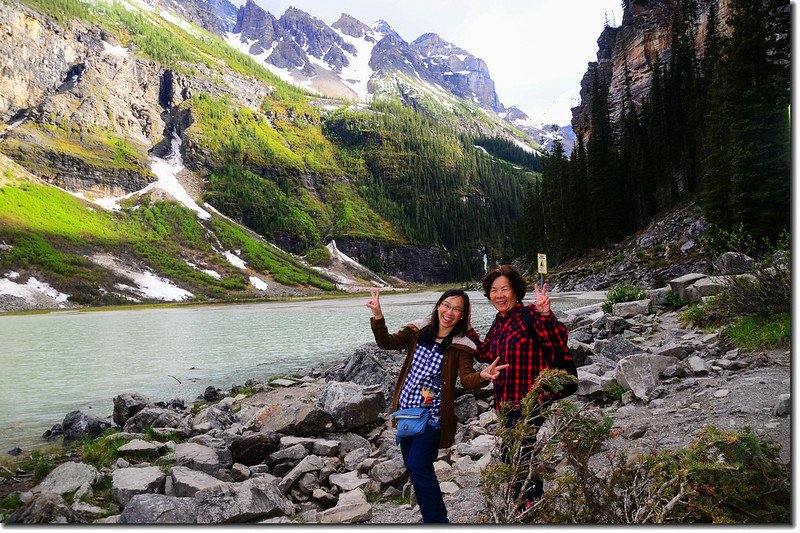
[397,338,443,422]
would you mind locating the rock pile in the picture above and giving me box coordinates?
[4,270,791,524]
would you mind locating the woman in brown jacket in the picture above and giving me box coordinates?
[367,287,507,523]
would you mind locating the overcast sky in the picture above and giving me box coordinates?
[231,0,621,125]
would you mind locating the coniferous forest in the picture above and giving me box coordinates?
[519,0,790,264]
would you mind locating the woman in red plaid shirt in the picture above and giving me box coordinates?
[466,264,572,507]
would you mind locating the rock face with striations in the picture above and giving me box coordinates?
[333,236,448,284]
[571,0,728,141]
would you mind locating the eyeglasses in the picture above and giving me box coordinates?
[439,302,464,314]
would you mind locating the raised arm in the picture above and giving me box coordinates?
[367,288,414,350]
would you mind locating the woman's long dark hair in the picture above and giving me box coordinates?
[419,289,470,348]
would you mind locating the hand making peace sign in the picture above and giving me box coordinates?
[366,287,384,319]
[479,357,509,382]
[533,282,551,316]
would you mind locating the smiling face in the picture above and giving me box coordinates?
[437,295,465,333]
[489,275,518,315]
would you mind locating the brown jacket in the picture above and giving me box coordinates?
[371,316,489,448]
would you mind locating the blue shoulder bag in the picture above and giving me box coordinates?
[391,407,429,443]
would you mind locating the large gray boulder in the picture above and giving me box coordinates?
[6,492,81,524]
[317,488,372,524]
[123,407,189,433]
[61,411,112,441]
[713,251,755,275]
[602,336,642,361]
[119,494,197,524]
[111,466,166,506]
[242,384,332,436]
[454,394,478,423]
[333,346,399,400]
[33,462,99,495]
[319,381,385,430]
[229,432,281,466]
[194,477,295,523]
[615,354,680,400]
[328,470,370,492]
[611,299,651,318]
[192,404,237,432]
[168,466,226,497]
[669,273,707,301]
[112,393,151,427]
[174,442,220,475]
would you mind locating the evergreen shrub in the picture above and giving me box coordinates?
[601,283,648,314]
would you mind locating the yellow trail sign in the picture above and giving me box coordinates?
[537,253,547,275]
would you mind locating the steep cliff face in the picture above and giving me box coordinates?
[571,0,728,141]
[0,1,273,197]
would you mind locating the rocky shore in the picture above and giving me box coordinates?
[1,270,791,524]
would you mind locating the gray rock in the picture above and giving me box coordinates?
[615,354,680,400]
[269,443,308,464]
[311,438,340,457]
[34,462,99,496]
[117,439,164,459]
[686,276,727,302]
[278,455,325,494]
[369,457,406,485]
[111,466,165,506]
[453,434,496,459]
[169,465,225,497]
[577,368,616,396]
[774,394,790,416]
[192,404,237,432]
[454,394,478,423]
[669,273,707,301]
[654,342,689,360]
[319,381,385,430]
[230,463,251,482]
[713,252,755,275]
[611,299,651,318]
[174,442,220,475]
[123,407,188,434]
[328,470,369,492]
[570,329,594,344]
[686,355,713,375]
[433,460,454,482]
[6,492,80,524]
[229,432,281,466]
[606,316,628,334]
[119,494,196,524]
[61,411,112,441]
[317,488,372,524]
[195,476,295,523]
[602,336,642,361]
[243,384,332,436]
[112,393,151,427]
[343,447,370,471]
[648,287,670,306]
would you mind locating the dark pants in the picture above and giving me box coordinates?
[399,423,448,523]
[501,409,544,503]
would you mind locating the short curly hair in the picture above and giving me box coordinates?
[481,264,527,301]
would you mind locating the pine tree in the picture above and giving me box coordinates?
[701,0,790,243]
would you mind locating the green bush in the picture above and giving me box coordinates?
[305,245,331,266]
[601,283,648,314]
[664,289,688,310]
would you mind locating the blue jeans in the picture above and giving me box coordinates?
[399,423,448,523]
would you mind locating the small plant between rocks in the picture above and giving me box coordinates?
[601,283,648,314]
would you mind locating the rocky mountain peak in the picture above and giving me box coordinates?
[502,105,528,122]
[331,13,374,40]
[232,0,280,53]
[372,20,402,40]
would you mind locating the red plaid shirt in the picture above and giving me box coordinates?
[467,302,570,410]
